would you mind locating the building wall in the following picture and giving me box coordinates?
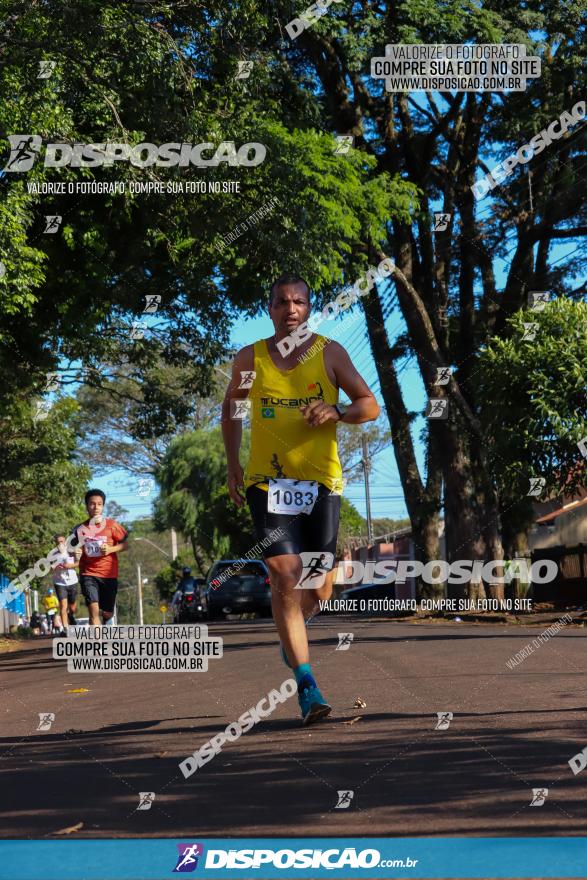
[530,506,587,551]
[340,521,450,600]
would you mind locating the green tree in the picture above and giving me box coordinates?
[0,396,90,576]
[479,298,587,557]
[75,359,226,476]
[337,496,368,552]
[105,500,129,522]
[0,0,411,415]
[372,517,412,536]
[154,428,256,571]
[116,518,191,623]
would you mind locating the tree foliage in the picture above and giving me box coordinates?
[75,358,225,476]
[154,428,256,568]
[0,0,415,415]
[0,396,90,575]
[479,298,587,546]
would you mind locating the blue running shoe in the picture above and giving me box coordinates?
[297,674,332,726]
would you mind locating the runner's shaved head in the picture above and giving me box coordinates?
[269,274,311,305]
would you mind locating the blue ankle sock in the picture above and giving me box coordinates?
[294,663,313,686]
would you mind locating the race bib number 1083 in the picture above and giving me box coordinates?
[267,479,318,515]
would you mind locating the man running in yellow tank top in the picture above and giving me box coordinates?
[222,274,380,725]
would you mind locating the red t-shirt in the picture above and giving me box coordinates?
[74,518,128,579]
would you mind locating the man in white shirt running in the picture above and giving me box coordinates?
[51,534,79,635]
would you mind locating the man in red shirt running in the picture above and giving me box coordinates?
[71,489,128,626]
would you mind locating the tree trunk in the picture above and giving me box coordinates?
[362,284,442,598]
[190,538,208,577]
[441,420,487,600]
[473,446,505,601]
[501,503,533,603]
[412,511,442,599]
[506,529,531,603]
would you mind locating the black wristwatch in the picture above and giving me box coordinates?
[334,403,348,421]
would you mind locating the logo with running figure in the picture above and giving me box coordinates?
[335,790,354,808]
[336,633,354,651]
[4,135,42,172]
[307,381,324,397]
[137,791,155,811]
[173,843,204,872]
[434,711,453,731]
[37,712,55,731]
[295,551,334,589]
[270,453,286,478]
[530,788,548,807]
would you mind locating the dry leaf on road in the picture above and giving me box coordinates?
[55,822,83,835]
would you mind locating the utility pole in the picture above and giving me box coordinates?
[361,434,373,544]
[170,528,178,561]
[526,166,534,214]
[136,562,144,625]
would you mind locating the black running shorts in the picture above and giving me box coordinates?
[54,583,78,603]
[80,575,118,613]
[246,483,341,561]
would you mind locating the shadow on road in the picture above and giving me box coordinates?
[1,709,587,838]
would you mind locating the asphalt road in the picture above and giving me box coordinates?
[1,617,586,839]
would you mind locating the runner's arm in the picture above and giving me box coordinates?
[221,345,254,506]
[330,341,379,423]
[302,342,380,426]
[101,541,128,556]
[101,524,129,556]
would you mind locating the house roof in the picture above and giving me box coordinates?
[536,495,587,523]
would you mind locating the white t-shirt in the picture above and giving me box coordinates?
[52,551,78,587]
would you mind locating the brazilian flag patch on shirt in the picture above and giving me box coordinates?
[261,407,275,418]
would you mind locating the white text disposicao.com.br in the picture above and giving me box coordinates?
[202,847,418,870]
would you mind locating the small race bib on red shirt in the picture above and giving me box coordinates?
[75,518,127,578]
[84,535,107,557]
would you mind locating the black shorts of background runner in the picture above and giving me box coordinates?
[80,575,118,613]
[246,483,341,560]
[55,583,78,603]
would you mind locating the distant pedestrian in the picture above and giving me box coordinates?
[30,610,43,636]
[42,588,61,634]
[51,534,79,635]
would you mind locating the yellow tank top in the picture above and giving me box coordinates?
[244,336,344,494]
